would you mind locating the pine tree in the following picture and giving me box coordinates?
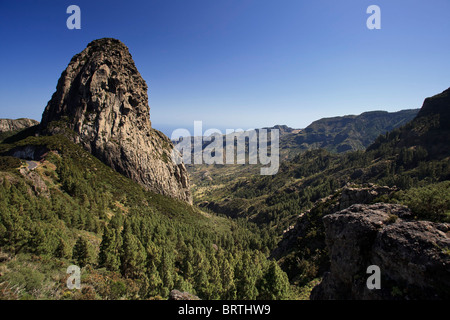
[207,254,222,299]
[2,205,31,254]
[159,248,175,296]
[234,252,259,300]
[55,237,72,259]
[29,223,58,255]
[258,260,291,300]
[73,236,90,268]
[220,257,236,300]
[147,260,163,297]
[181,244,194,277]
[194,269,209,299]
[120,223,147,279]
[98,226,122,272]
[184,261,194,282]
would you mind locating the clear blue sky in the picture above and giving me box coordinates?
[1,0,449,136]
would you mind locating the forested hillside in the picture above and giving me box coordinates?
[0,132,292,300]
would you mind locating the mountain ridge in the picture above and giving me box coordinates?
[176,108,419,166]
[284,108,419,154]
[368,87,450,159]
[0,118,39,133]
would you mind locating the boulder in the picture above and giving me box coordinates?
[311,203,450,300]
[40,38,191,203]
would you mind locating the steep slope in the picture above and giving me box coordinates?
[40,38,191,203]
[369,87,450,159]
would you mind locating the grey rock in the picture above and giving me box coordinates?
[7,145,49,161]
[338,184,397,210]
[0,118,39,133]
[19,166,49,198]
[168,289,200,300]
[311,203,450,300]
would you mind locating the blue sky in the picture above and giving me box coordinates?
[1,0,449,136]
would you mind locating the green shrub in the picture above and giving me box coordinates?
[393,181,450,222]
[2,266,45,296]
[0,156,22,171]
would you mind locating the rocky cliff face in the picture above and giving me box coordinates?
[0,118,39,133]
[311,203,450,300]
[40,38,191,203]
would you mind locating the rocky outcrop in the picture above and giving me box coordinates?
[40,38,191,203]
[18,166,49,198]
[311,203,450,300]
[168,289,200,300]
[0,118,39,133]
[415,87,450,126]
[338,184,396,210]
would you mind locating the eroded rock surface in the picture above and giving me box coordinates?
[0,118,39,133]
[40,38,191,203]
[311,203,450,300]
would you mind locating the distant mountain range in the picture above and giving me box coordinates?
[279,109,419,155]
[176,109,420,163]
